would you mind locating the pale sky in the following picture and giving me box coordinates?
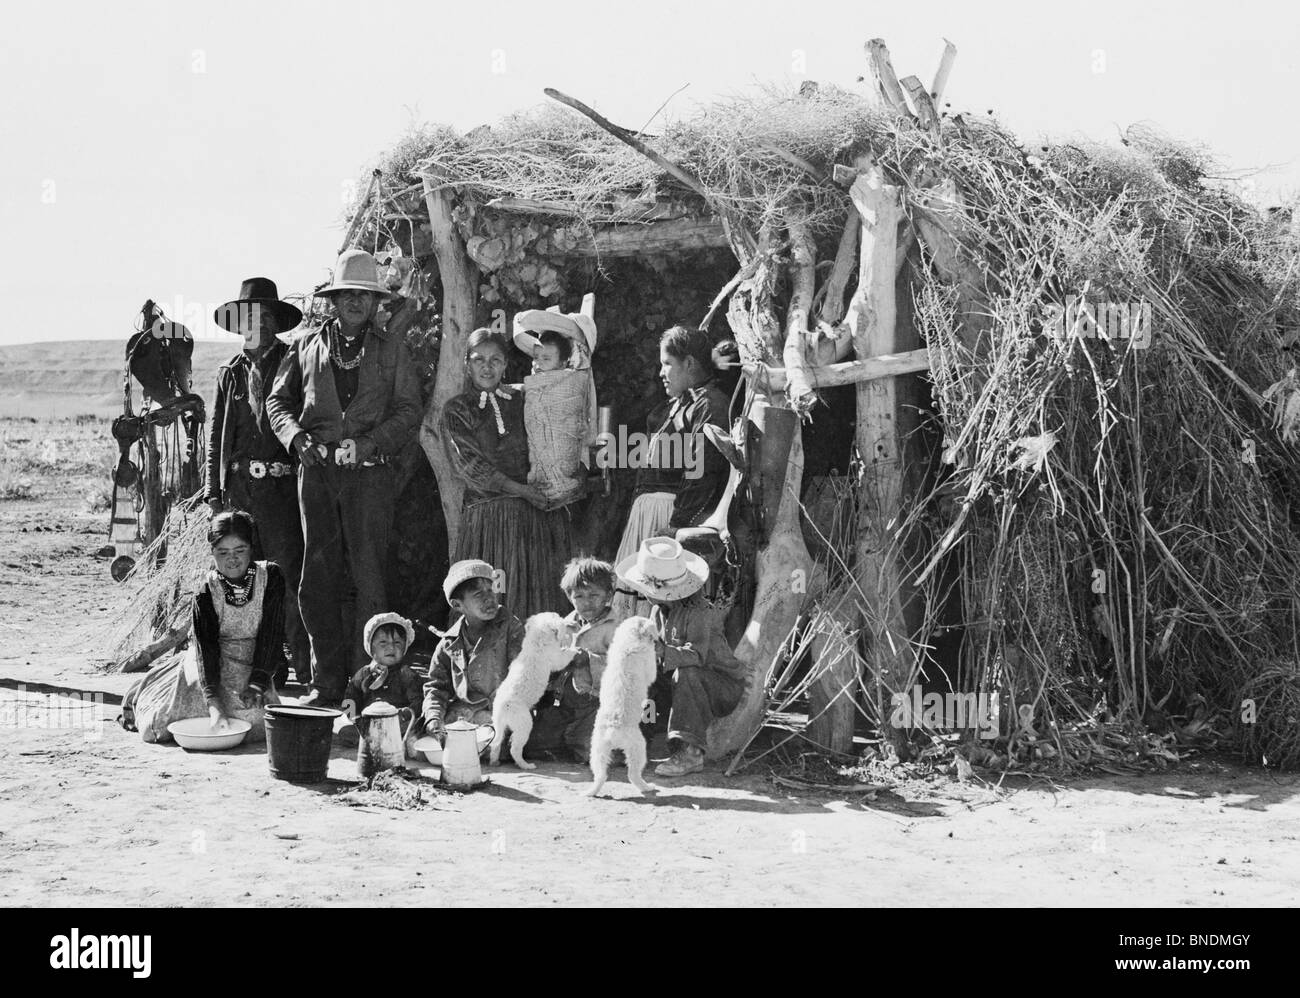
[2,0,1297,347]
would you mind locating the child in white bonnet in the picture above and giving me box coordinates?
[512,303,599,507]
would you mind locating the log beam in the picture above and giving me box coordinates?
[576,217,730,257]
[744,348,930,390]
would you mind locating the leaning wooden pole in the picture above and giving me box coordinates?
[847,167,912,753]
[418,173,481,554]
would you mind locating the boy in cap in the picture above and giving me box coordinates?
[421,559,525,742]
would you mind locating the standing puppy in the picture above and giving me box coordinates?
[489,612,571,769]
[588,617,659,797]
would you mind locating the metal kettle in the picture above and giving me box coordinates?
[357,701,405,778]
[441,719,493,787]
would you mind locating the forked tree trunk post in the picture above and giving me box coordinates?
[707,232,814,757]
[419,174,481,554]
[707,397,813,757]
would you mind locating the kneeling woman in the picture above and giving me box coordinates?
[442,327,574,618]
[123,511,284,742]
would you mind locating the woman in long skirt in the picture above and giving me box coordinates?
[442,328,574,619]
[611,326,732,619]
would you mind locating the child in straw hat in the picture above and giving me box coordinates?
[616,536,745,777]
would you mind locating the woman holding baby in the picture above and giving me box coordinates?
[441,326,577,619]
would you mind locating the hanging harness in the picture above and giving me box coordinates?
[106,300,206,580]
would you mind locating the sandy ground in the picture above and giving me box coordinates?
[3,419,1300,906]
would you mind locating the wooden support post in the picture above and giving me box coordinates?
[865,39,916,121]
[816,212,861,329]
[901,76,941,138]
[805,610,860,754]
[418,174,481,554]
[782,211,817,415]
[848,167,912,753]
[913,178,992,360]
[931,39,957,105]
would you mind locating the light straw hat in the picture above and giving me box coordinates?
[317,249,386,296]
[512,306,598,357]
[615,536,709,602]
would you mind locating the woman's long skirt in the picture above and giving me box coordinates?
[122,644,280,744]
[456,496,574,620]
[610,491,676,620]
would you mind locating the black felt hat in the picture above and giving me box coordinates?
[213,277,303,333]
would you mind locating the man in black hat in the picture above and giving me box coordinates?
[205,278,311,687]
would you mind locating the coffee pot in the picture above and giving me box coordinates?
[441,719,493,787]
[357,701,405,778]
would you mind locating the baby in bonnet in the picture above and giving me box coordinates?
[512,300,599,507]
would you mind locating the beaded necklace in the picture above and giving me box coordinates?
[217,565,257,607]
[330,324,365,370]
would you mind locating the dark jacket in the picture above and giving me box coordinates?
[266,318,422,458]
[344,662,424,719]
[204,343,293,503]
[651,595,745,684]
[441,386,528,504]
[634,381,731,529]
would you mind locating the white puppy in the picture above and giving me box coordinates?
[588,616,659,797]
[489,612,571,769]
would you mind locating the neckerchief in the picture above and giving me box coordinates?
[247,356,265,426]
[477,386,514,436]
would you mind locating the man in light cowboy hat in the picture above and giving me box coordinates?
[266,249,422,708]
[204,277,310,686]
[617,536,745,777]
